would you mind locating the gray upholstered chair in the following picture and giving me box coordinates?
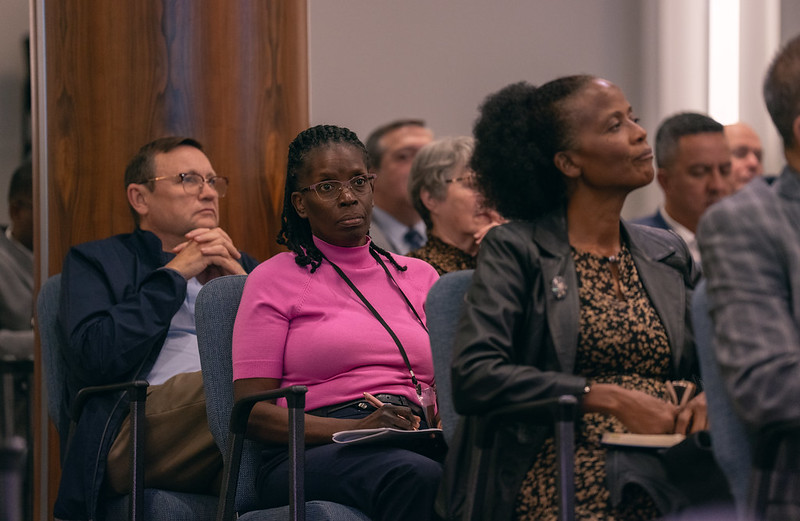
[691,279,752,518]
[425,269,577,521]
[425,270,474,446]
[195,274,370,521]
[37,274,218,521]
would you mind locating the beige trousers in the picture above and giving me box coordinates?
[106,371,222,496]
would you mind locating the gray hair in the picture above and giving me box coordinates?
[408,136,474,230]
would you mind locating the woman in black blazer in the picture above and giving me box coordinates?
[441,77,707,520]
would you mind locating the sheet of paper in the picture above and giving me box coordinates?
[332,427,443,446]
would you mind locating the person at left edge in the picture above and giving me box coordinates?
[56,137,259,520]
[232,125,442,521]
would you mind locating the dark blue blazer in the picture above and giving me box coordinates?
[55,228,259,520]
[632,211,671,231]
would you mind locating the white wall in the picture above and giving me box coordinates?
[0,0,30,226]
[5,0,799,226]
[309,0,799,220]
[309,0,644,145]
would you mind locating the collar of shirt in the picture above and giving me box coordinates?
[659,207,700,264]
[5,225,33,260]
[370,206,426,254]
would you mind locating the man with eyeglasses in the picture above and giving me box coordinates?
[55,136,258,521]
[365,119,434,254]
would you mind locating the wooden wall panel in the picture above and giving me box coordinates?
[45,0,307,273]
[36,1,307,518]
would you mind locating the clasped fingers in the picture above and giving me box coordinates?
[182,227,241,260]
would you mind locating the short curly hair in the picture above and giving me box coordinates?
[471,75,594,221]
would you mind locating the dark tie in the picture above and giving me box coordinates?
[404,228,424,250]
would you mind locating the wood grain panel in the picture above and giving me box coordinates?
[45,0,306,272]
[36,1,307,517]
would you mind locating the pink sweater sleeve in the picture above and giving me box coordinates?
[232,253,300,380]
[232,247,440,411]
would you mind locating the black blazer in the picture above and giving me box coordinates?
[439,209,700,520]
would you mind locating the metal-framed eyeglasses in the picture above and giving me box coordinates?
[443,172,477,189]
[298,173,377,201]
[149,172,229,198]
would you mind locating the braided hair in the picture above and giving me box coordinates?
[277,124,408,273]
[471,75,594,222]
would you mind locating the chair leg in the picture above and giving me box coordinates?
[464,444,490,521]
[555,416,575,521]
[287,393,305,521]
[128,385,147,521]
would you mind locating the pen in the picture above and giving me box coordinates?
[363,392,419,430]
[363,392,385,409]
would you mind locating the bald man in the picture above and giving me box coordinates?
[724,122,763,191]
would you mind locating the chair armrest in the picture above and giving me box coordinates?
[66,379,149,521]
[475,394,578,449]
[218,385,308,521]
[228,384,308,434]
[753,419,800,470]
[70,380,150,422]
[467,395,577,521]
[749,419,800,519]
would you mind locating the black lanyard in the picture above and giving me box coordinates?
[320,248,427,396]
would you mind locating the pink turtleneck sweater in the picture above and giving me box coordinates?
[232,236,439,410]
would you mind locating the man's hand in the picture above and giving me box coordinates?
[165,227,246,282]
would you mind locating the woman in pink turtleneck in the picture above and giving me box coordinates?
[232,125,441,521]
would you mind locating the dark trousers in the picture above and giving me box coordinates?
[257,403,443,521]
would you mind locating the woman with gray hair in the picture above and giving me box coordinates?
[406,136,504,274]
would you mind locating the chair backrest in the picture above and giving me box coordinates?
[38,274,219,520]
[691,279,752,515]
[36,274,71,458]
[194,274,259,512]
[425,269,474,445]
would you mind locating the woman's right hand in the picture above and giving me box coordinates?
[583,383,678,434]
[355,404,421,431]
[614,389,678,434]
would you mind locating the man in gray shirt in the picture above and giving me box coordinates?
[0,160,33,362]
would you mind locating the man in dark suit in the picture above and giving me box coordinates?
[56,137,259,520]
[365,119,433,254]
[635,112,732,263]
[697,33,800,520]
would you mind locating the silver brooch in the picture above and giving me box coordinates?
[551,276,567,300]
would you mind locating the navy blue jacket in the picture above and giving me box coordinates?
[632,211,671,231]
[54,228,259,520]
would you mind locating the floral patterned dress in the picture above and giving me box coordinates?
[406,233,476,275]
[515,244,674,520]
